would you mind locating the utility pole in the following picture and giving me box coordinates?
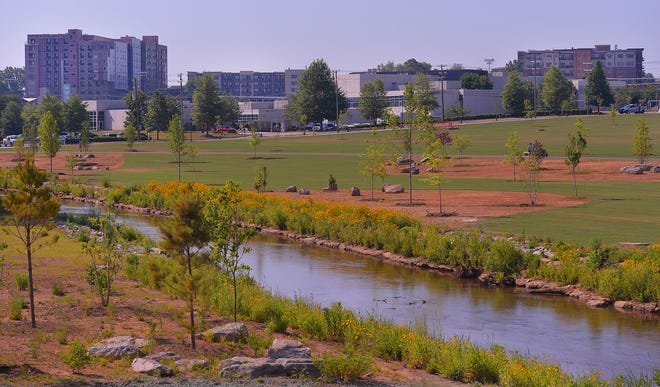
[179,73,189,141]
[334,70,339,128]
[438,64,446,121]
[484,58,495,74]
[134,77,140,142]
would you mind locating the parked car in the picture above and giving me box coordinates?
[2,134,21,147]
[58,133,78,144]
[215,127,237,133]
[618,104,645,114]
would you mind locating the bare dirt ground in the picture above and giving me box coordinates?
[269,157,659,229]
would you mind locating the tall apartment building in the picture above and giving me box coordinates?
[25,28,167,101]
[518,45,644,80]
[187,69,303,98]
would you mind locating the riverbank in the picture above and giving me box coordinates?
[52,190,660,317]
[256,225,659,317]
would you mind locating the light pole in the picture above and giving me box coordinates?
[334,69,339,129]
[583,62,592,114]
[437,64,446,121]
[484,58,495,74]
[133,71,147,142]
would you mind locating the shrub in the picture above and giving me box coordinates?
[52,282,66,296]
[64,339,91,374]
[322,302,354,342]
[56,324,69,345]
[9,296,25,320]
[314,352,373,382]
[15,273,28,291]
[484,239,524,276]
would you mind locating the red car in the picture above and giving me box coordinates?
[215,127,237,133]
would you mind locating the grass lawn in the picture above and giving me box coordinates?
[3,114,657,245]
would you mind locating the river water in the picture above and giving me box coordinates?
[59,202,660,379]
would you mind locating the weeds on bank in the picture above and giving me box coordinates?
[126,250,640,386]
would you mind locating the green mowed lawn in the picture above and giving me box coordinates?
[3,114,657,245]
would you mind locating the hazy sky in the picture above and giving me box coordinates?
[2,0,659,84]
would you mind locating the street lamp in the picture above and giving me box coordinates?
[437,64,446,121]
[583,62,593,114]
[133,71,147,142]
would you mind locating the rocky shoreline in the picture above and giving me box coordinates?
[255,226,660,317]
[50,195,659,317]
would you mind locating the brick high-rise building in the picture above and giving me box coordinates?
[187,69,303,99]
[25,28,167,101]
[518,45,644,81]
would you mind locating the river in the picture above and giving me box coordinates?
[59,202,660,379]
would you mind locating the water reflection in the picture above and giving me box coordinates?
[59,202,660,378]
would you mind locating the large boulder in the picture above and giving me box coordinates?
[131,357,174,377]
[350,186,361,196]
[220,357,284,378]
[652,166,660,173]
[399,166,419,174]
[286,185,297,193]
[298,188,310,195]
[87,336,147,359]
[267,339,311,359]
[382,183,404,194]
[219,339,319,379]
[620,165,645,175]
[197,322,248,343]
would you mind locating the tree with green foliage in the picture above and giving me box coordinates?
[501,71,527,114]
[0,67,25,96]
[377,58,432,72]
[564,118,589,197]
[453,135,471,165]
[411,73,439,114]
[123,90,148,141]
[254,165,268,192]
[124,123,136,151]
[446,103,468,121]
[358,78,388,126]
[585,61,613,113]
[421,136,452,215]
[284,93,303,130]
[1,100,23,136]
[146,91,178,141]
[21,104,40,154]
[82,215,122,307]
[460,73,493,89]
[78,120,90,152]
[293,59,348,124]
[541,65,575,114]
[157,195,212,350]
[504,60,523,73]
[359,133,387,201]
[65,154,77,177]
[218,94,241,128]
[192,73,221,136]
[206,181,255,323]
[504,131,524,182]
[248,128,262,158]
[64,339,91,374]
[524,99,535,119]
[392,75,437,205]
[522,140,548,206]
[37,111,60,173]
[633,118,652,164]
[64,94,88,134]
[168,115,185,181]
[38,94,65,130]
[2,155,61,328]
